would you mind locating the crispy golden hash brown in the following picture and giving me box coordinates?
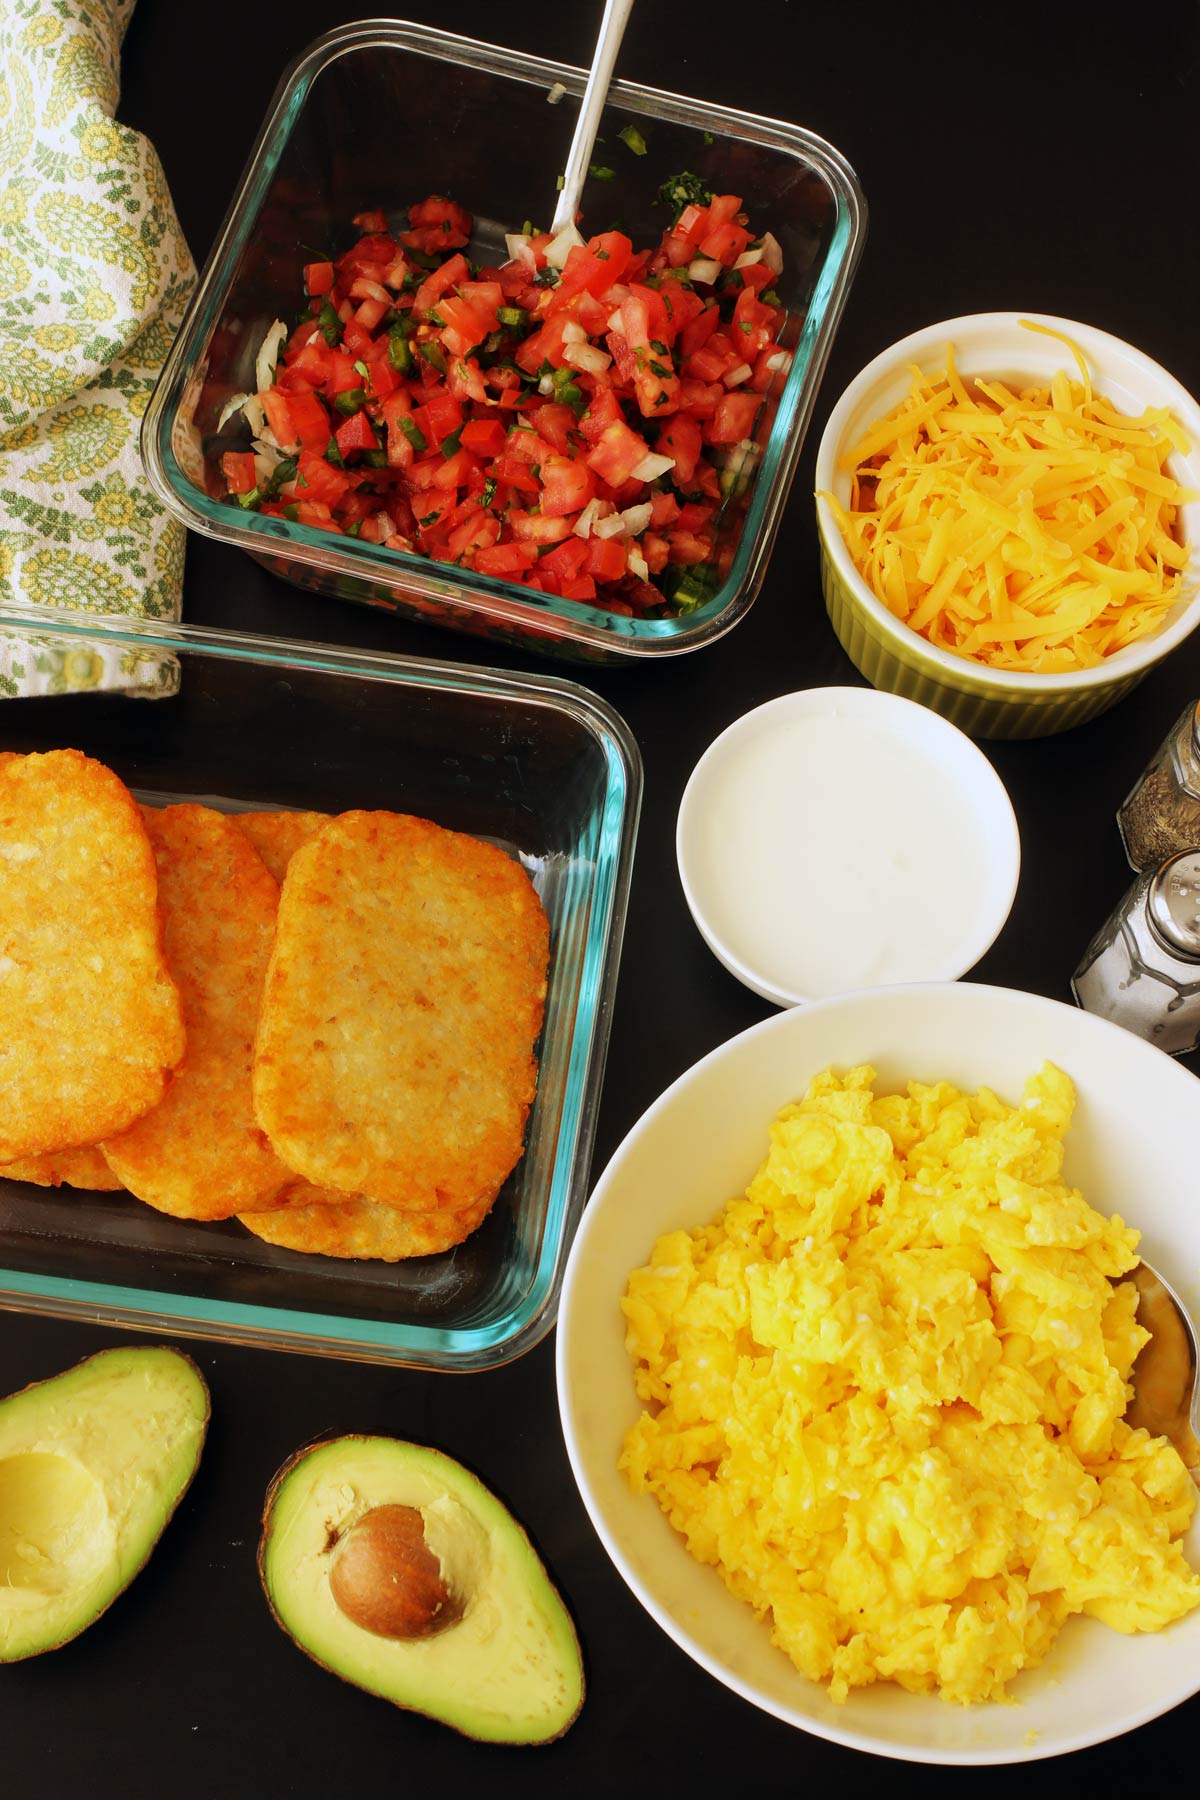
[0,750,185,1161]
[253,811,550,1212]
[238,1185,493,1261]
[0,1145,124,1191]
[232,809,327,884]
[102,805,292,1220]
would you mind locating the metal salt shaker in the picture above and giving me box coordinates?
[1117,700,1200,871]
[1072,849,1200,1055]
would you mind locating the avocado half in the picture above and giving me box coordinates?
[259,1436,585,1744]
[0,1344,210,1662]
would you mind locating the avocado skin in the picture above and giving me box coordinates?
[259,1435,585,1745]
[0,1345,210,1663]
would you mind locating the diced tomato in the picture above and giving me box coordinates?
[648,490,681,528]
[259,388,298,450]
[538,537,590,582]
[413,253,470,318]
[579,384,624,443]
[491,453,540,495]
[447,509,501,560]
[560,575,597,602]
[304,261,335,296]
[352,210,389,234]
[507,511,574,545]
[285,388,335,454]
[295,452,351,507]
[700,219,752,264]
[674,378,722,421]
[540,455,595,518]
[668,528,712,565]
[658,412,702,487]
[295,500,342,531]
[436,294,491,354]
[680,304,720,360]
[221,451,257,494]
[460,419,507,457]
[402,194,472,253]
[414,393,464,448]
[586,420,650,486]
[475,542,540,577]
[585,535,627,582]
[334,410,378,457]
[527,403,578,452]
[706,390,761,444]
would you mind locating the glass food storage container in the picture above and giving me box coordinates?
[141,18,865,664]
[0,605,640,1369]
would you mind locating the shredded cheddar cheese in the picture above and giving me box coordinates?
[824,325,1193,674]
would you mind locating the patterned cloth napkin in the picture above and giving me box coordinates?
[0,0,195,697]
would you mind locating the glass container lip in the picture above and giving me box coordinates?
[0,600,643,1370]
[140,17,866,660]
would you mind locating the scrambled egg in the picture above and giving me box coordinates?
[620,1063,1200,1705]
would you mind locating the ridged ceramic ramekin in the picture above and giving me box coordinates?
[814,313,1200,739]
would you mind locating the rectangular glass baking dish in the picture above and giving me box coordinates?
[0,606,640,1368]
[141,18,865,663]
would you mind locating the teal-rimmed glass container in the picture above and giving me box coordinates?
[0,606,640,1368]
[140,18,864,664]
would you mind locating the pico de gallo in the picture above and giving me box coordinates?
[216,178,790,616]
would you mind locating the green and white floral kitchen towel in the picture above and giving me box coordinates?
[0,0,195,696]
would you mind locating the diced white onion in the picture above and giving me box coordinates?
[537,373,556,396]
[216,392,251,432]
[627,546,649,580]
[760,231,784,274]
[618,501,653,537]
[254,318,289,395]
[629,452,676,483]
[592,513,626,539]
[547,81,567,104]
[243,396,268,439]
[606,309,624,334]
[765,350,792,373]
[375,510,397,542]
[723,361,753,388]
[251,450,280,486]
[733,247,765,269]
[561,320,587,344]
[563,342,611,373]
[573,497,614,538]
[687,257,722,285]
[505,232,538,272]
[251,436,282,469]
[543,222,586,270]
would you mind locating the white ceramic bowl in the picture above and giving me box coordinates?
[556,983,1200,1763]
[676,687,1020,1006]
[814,314,1200,739]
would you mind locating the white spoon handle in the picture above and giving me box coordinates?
[551,0,636,236]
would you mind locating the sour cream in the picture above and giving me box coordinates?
[676,688,1020,1005]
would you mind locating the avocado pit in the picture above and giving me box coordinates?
[329,1503,464,1641]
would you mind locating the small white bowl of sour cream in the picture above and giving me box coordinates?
[676,687,1020,1006]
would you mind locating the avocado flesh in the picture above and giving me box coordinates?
[260,1436,584,1744]
[0,1346,209,1662]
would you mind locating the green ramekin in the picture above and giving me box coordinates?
[814,313,1200,740]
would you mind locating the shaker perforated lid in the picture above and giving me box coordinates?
[1148,850,1200,962]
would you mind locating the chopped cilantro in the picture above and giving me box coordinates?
[481,476,498,508]
[650,339,668,355]
[440,425,464,458]
[427,308,447,327]
[398,416,428,453]
[317,301,342,346]
[589,164,616,181]
[419,509,441,526]
[762,288,781,306]
[656,169,714,224]
[648,359,672,378]
[325,439,346,467]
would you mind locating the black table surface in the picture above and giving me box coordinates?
[5,3,1200,1794]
